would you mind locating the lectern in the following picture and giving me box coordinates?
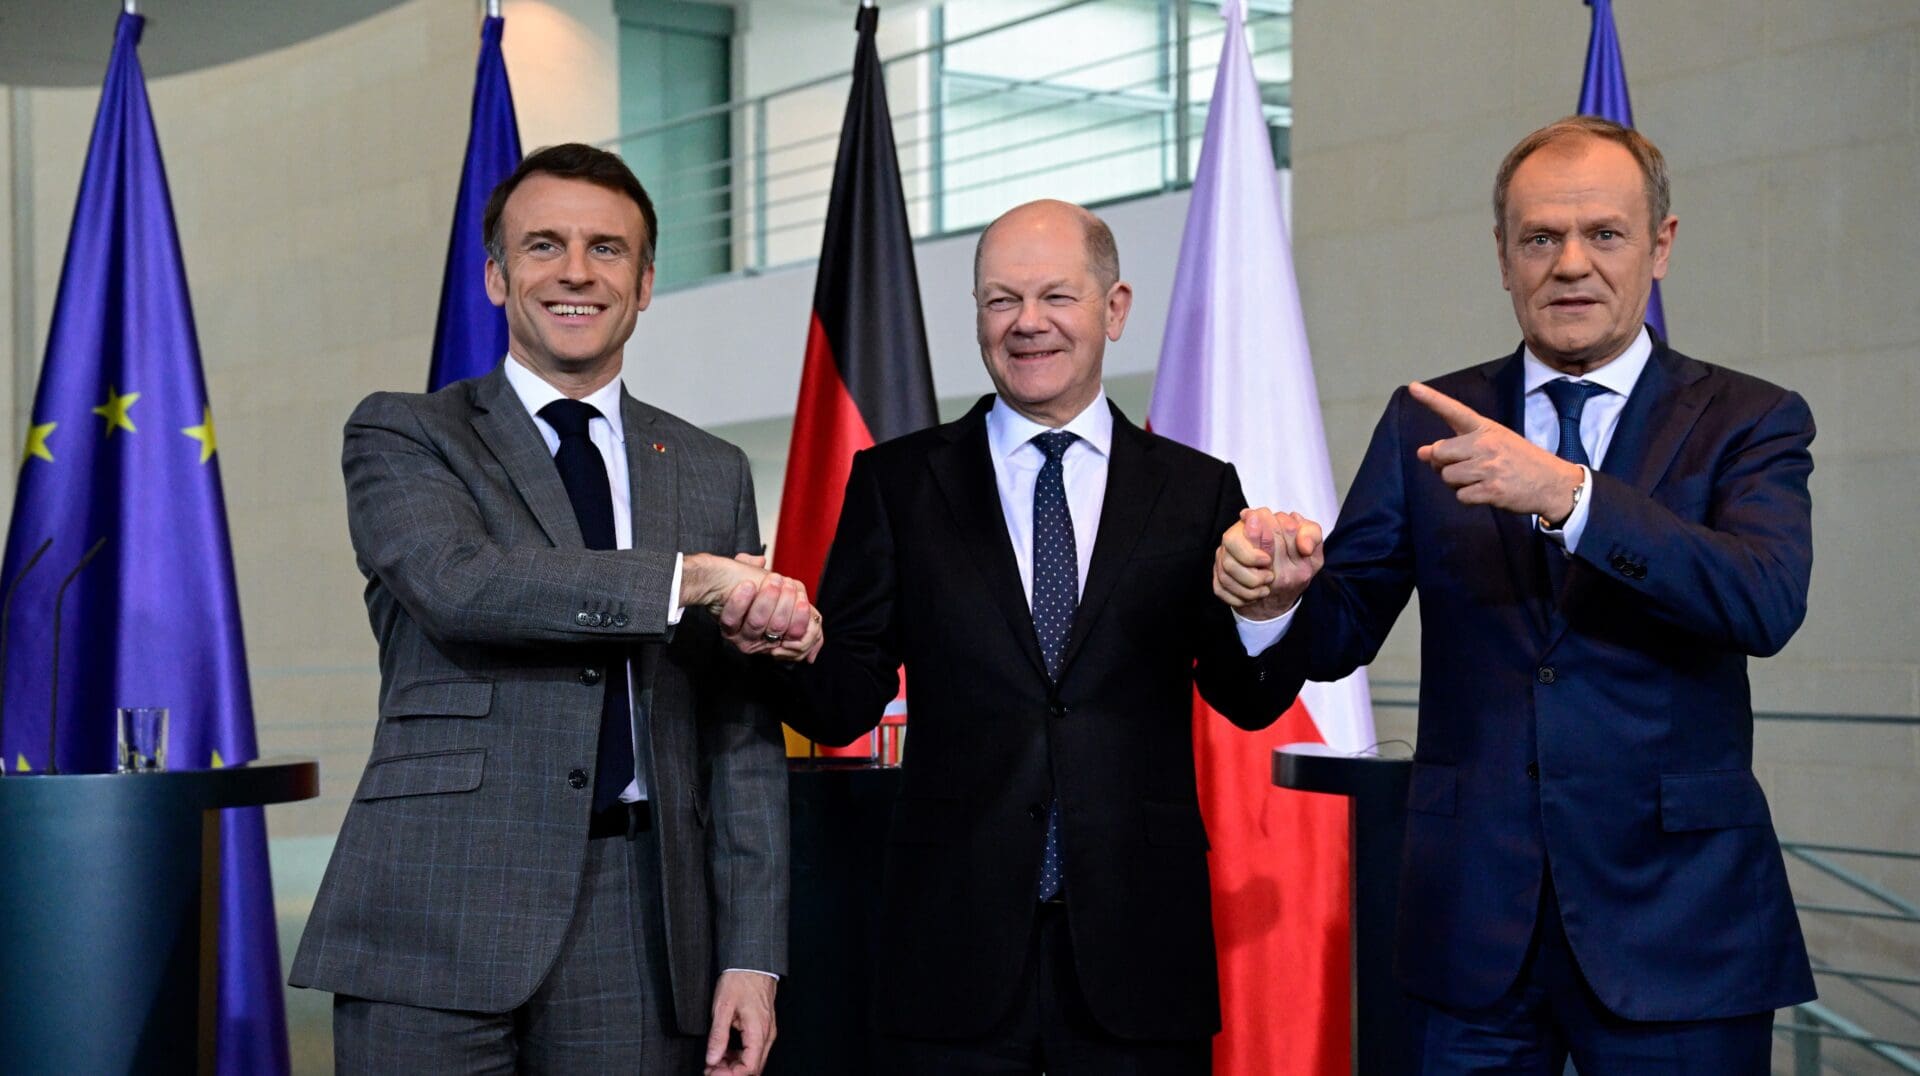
[1273,746,1422,1076]
[0,757,318,1075]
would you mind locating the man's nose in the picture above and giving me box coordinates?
[559,243,592,283]
[1013,299,1049,332]
[1553,236,1592,278]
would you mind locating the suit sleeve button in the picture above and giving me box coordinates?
[568,769,589,789]
[575,611,593,626]
[580,668,603,686]
[612,613,630,628]
[1537,666,1557,685]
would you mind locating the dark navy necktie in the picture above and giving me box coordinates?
[1538,379,1604,596]
[1030,430,1078,901]
[539,398,635,814]
[1541,378,1605,467]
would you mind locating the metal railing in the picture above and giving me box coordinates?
[1366,682,1920,1071]
[604,0,1293,289]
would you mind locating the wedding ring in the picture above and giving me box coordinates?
[762,631,784,642]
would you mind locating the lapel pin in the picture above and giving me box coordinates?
[650,442,667,454]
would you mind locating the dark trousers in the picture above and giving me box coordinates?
[1417,875,1774,1075]
[875,902,1211,1076]
[333,813,705,1075]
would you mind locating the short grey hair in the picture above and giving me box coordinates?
[1493,115,1670,237]
[973,201,1121,291]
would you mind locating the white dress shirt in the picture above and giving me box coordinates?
[503,356,685,804]
[1525,326,1652,551]
[986,393,1112,604]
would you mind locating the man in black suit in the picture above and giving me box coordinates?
[780,199,1294,1074]
[1216,117,1816,1072]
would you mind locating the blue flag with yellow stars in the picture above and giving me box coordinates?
[0,13,288,1075]
[1578,0,1666,338]
[428,13,522,390]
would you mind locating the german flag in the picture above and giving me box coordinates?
[775,5,935,756]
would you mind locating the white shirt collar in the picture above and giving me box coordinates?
[987,390,1113,463]
[502,355,628,442]
[1522,325,1652,399]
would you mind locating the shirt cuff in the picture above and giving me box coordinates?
[667,552,686,626]
[1233,601,1297,655]
[1538,465,1593,553]
[722,968,780,981]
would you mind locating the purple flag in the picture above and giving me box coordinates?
[1578,0,1666,338]
[428,15,523,390]
[0,13,288,1074]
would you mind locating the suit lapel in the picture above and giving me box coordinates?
[1482,352,1554,643]
[928,399,1050,682]
[621,388,680,705]
[469,364,583,549]
[1055,404,1166,679]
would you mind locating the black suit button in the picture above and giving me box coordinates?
[1631,565,1647,580]
[612,613,629,628]
[575,611,593,626]
[580,668,603,686]
[567,769,588,789]
[1049,703,1068,719]
[1537,666,1557,685]
[1526,761,1540,780]
[1028,803,1046,821]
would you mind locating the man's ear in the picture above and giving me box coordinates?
[1104,281,1134,342]
[1495,226,1513,292]
[1650,214,1677,282]
[485,257,508,307]
[636,261,655,312]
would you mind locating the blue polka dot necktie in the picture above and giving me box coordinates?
[1031,430,1078,901]
[539,398,635,815]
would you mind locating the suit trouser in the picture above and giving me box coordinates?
[1416,873,1774,1076]
[333,809,705,1075]
[875,901,1211,1076]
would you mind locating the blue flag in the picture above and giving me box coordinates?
[428,15,523,390]
[1578,0,1666,338]
[0,14,288,1075]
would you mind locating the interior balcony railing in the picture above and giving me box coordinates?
[606,0,1293,290]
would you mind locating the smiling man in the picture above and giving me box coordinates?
[292,144,813,1076]
[1215,117,1817,1072]
[778,199,1295,1074]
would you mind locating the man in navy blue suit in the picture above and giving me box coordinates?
[1215,116,1816,1072]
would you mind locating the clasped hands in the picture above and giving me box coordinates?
[682,553,824,663]
[1213,383,1582,613]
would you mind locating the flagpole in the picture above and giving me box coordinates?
[486,0,501,15]
[123,0,136,14]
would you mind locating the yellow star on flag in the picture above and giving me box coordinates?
[183,406,217,464]
[15,753,30,772]
[22,422,55,464]
[211,750,226,768]
[92,385,140,437]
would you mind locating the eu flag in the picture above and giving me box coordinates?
[1579,0,1666,338]
[0,14,288,1075]
[428,14,523,390]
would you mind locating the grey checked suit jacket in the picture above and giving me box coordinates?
[290,363,788,1031]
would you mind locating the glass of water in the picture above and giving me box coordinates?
[116,707,169,773]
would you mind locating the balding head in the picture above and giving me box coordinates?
[973,200,1121,294]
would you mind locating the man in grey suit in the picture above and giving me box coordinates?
[291,144,819,1075]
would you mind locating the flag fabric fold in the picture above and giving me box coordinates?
[1148,0,1374,1071]
[428,14,523,391]
[1578,0,1665,338]
[0,13,287,1075]
[774,6,936,757]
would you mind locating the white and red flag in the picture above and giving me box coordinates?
[1147,0,1375,1071]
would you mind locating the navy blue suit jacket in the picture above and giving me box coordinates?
[1275,339,1817,1020]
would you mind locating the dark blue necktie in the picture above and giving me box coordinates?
[1031,430,1078,901]
[1538,379,1604,596]
[1541,378,1605,467]
[539,398,634,814]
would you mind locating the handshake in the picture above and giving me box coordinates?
[682,553,824,663]
[1212,507,1326,620]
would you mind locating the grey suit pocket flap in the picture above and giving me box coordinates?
[379,677,493,718]
[355,749,486,801]
[1660,770,1770,832]
[1406,763,1457,816]
[1145,802,1210,849]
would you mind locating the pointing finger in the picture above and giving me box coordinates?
[1408,382,1486,436]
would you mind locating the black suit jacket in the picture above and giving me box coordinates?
[782,396,1292,1041]
[1271,340,1817,1020]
